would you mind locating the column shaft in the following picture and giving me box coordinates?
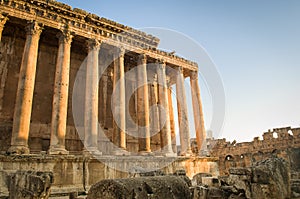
[0,15,9,112]
[149,81,160,150]
[112,48,126,153]
[84,39,101,155]
[137,54,151,153]
[157,61,174,156]
[176,67,192,156]
[8,22,43,154]
[0,14,8,42]
[167,86,177,154]
[190,71,206,152]
[49,31,73,155]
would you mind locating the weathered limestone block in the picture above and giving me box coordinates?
[191,185,208,199]
[220,157,290,199]
[9,171,53,199]
[251,158,290,199]
[87,175,192,199]
[192,172,212,186]
[0,171,9,197]
[201,177,220,188]
[206,187,228,199]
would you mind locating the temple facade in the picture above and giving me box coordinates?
[0,0,207,157]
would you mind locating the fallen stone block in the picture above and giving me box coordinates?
[87,175,192,199]
[9,171,53,199]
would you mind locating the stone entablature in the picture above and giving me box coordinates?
[0,0,158,48]
[0,0,198,72]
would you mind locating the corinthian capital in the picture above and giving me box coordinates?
[25,21,43,36]
[138,54,147,65]
[57,30,74,45]
[87,38,101,51]
[190,70,198,80]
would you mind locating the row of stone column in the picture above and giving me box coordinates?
[0,19,206,156]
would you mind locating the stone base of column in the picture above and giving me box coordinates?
[7,145,30,155]
[83,147,102,157]
[180,149,193,157]
[112,148,130,156]
[158,151,177,157]
[48,146,69,155]
[138,150,152,156]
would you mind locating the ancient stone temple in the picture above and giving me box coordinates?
[0,0,219,198]
[0,0,207,156]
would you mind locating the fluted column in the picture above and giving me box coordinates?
[190,71,206,153]
[84,39,102,155]
[167,84,177,154]
[48,30,73,155]
[137,54,151,154]
[149,78,160,150]
[176,67,192,156]
[157,61,175,156]
[8,22,43,154]
[112,47,127,154]
[0,14,8,42]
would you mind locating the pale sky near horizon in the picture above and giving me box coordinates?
[60,0,300,142]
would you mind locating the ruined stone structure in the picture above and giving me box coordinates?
[1,1,298,198]
[0,0,206,157]
[86,157,293,199]
[0,0,217,198]
[203,127,300,176]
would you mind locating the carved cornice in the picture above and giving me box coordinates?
[0,0,199,71]
[0,0,158,48]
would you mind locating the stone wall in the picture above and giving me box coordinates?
[200,127,300,175]
[0,155,219,198]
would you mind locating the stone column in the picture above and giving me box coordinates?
[84,39,102,155]
[137,54,151,154]
[157,61,175,156]
[0,14,8,42]
[48,30,73,155]
[8,22,43,154]
[148,78,160,152]
[176,67,192,156]
[190,71,206,153]
[112,47,127,154]
[167,85,177,154]
[0,15,9,113]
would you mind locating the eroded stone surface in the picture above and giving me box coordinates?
[9,171,53,199]
[220,157,290,199]
[87,175,192,199]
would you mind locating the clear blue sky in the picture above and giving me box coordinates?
[61,0,300,142]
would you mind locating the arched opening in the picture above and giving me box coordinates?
[273,132,278,138]
[225,155,234,161]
